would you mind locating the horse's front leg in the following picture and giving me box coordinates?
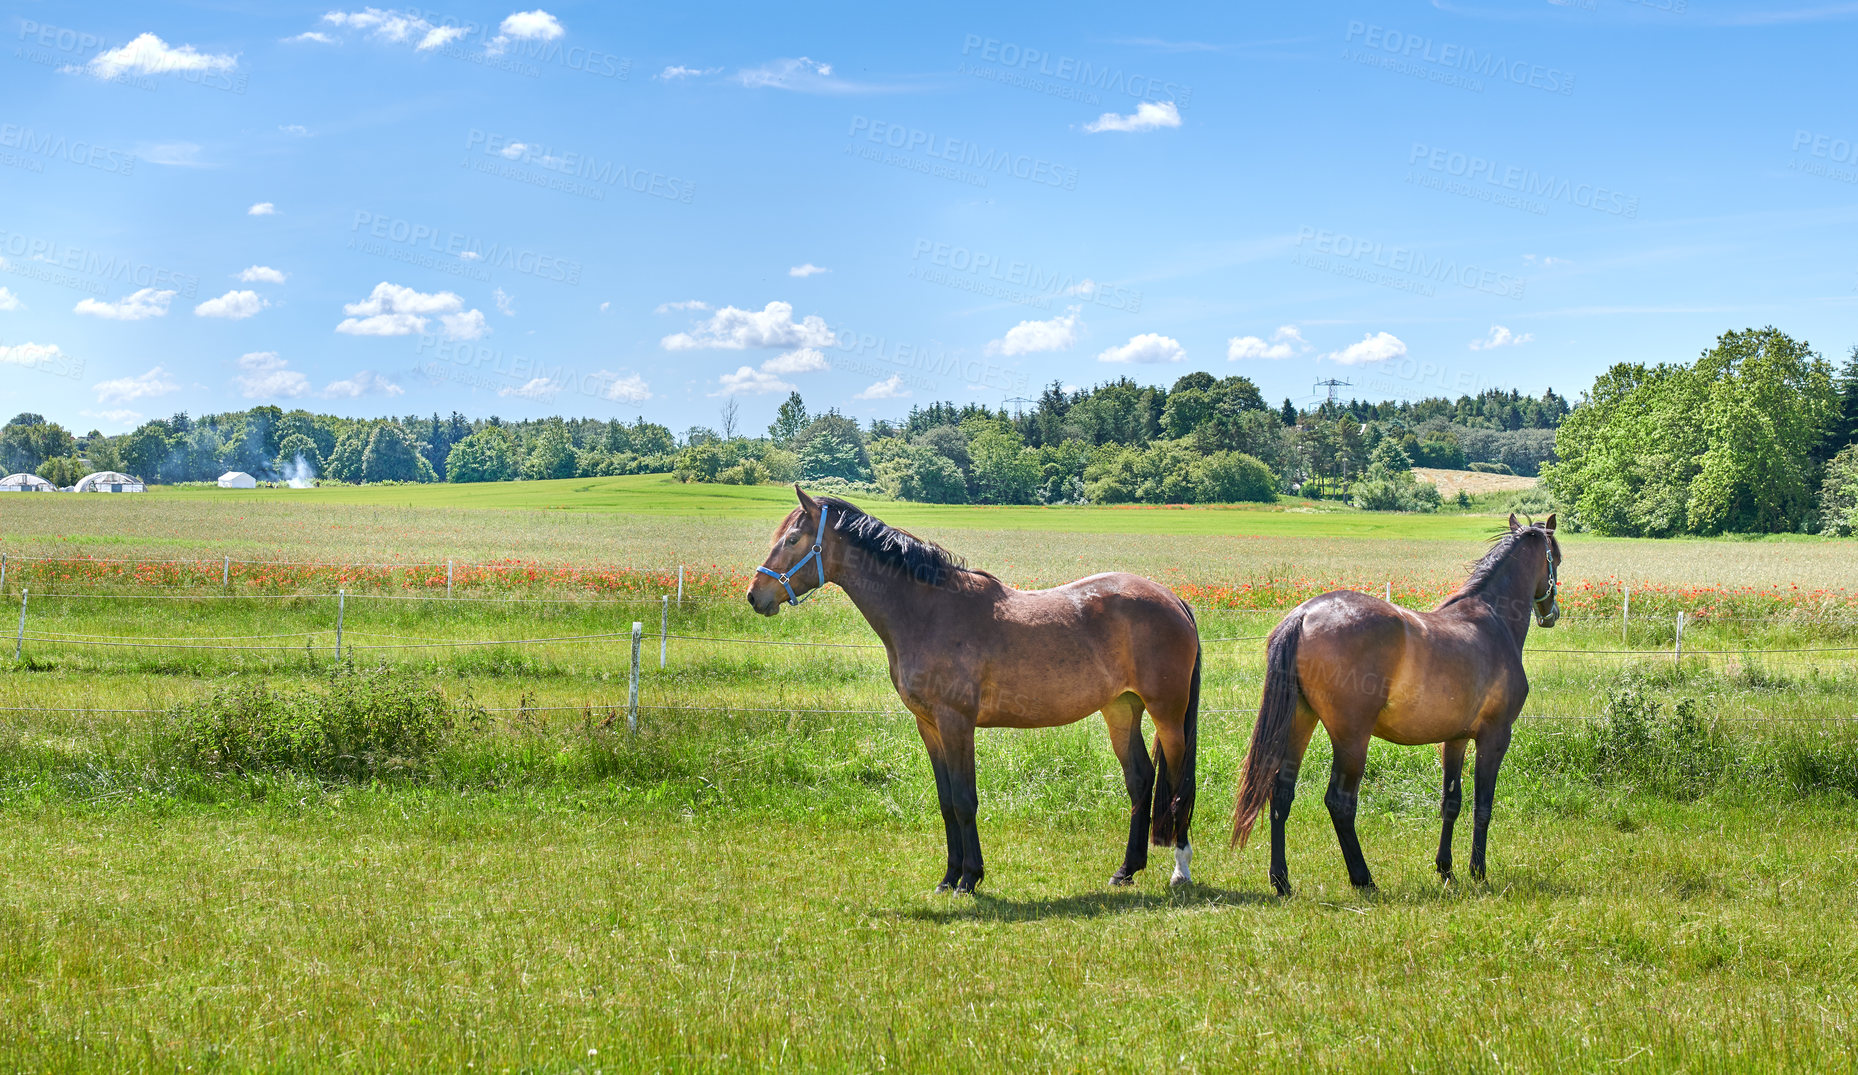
[935,712,984,893]
[1469,722,1514,882]
[1436,738,1468,882]
[914,715,962,892]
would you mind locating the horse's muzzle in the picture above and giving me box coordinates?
[1535,601,1560,628]
[747,588,781,617]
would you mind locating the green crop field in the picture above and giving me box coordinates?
[3,481,1858,1072]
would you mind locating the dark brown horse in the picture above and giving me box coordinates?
[1231,514,1561,893]
[749,486,1202,893]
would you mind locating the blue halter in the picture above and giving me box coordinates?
[758,503,829,606]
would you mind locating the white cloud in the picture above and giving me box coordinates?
[440,309,489,340]
[140,142,207,167]
[419,24,467,49]
[0,287,21,311]
[1098,333,1186,365]
[336,282,485,339]
[761,348,829,375]
[714,366,794,396]
[1469,325,1534,351]
[321,370,403,398]
[712,346,829,396]
[499,377,560,400]
[654,299,708,314]
[1084,100,1182,133]
[321,9,454,49]
[598,301,611,313]
[0,342,62,366]
[598,372,652,402]
[1227,324,1310,361]
[493,287,515,315]
[988,307,1081,356]
[234,352,309,398]
[94,366,178,404]
[788,263,829,277]
[1522,254,1569,267]
[854,375,910,400]
[1325,331,1408,365]
[239,266,287,284]
[278,124,312,137]
[82,408,142,426]
[661,300,835,350]
[75,288,175,320]
[488,9,564,55]
[87,33,237,79]
[659,65,720,79]
[286,31,337,44]
[499,141,529,160]
[248,202,277,216]
[736,57,847,92]
[459,250,482,261]
[194,289,267,319]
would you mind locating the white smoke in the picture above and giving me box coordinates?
[281,453,317,489]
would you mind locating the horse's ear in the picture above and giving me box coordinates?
[795,484,818,515]
[1544,513,1557,533]
[1508,513,1521,532]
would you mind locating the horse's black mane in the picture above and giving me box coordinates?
[1445,524,1553,603]
[818,497,991,585]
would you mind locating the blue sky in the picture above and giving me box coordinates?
[3,0,1856,436]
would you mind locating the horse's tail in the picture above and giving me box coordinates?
[1150,642,1202,847]
[1232,608,1305,849]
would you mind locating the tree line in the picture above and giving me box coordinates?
[1543,328,1858,536]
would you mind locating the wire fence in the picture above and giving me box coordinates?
[6,554,1858,726]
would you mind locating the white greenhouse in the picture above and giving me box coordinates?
[74,471,145,493]
[217,471,257,488]
[0,472,56,492]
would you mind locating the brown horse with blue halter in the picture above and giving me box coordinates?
[750,486,1203,893]
[1231,514,1561,893]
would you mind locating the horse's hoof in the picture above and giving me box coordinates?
[1270,877,1292,898]
[1169,871,1191,887]
[1109,871,1136,887]
[1354,881,1379,894]
[955,874,982,895]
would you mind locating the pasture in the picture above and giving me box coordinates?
[3,480,1858,1072]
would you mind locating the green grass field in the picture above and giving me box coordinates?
[4,480,1858,1072]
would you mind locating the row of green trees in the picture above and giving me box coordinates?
[664,378,1557,507]
[1544,329,1858,536]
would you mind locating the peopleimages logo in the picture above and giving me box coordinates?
[1408,142,1638,217]
[349,211,582,284]
[1293,226,1527,300]
[0,123,137,175]
[848,116,1079,191]
[957,34,1192,108]
[1343,21,1575,96]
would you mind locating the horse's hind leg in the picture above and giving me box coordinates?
[1102,694,1152,886]
[1325,734,1376,891]
[934,711,985,894]
[1436,738,1468,882]
[1269,705,1322,897]
[1151,717,1194,885]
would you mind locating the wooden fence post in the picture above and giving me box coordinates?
[1675,610,1684,658]
[628,621,643,734]
[677,565,684,608]
[1623,584,1630,645]
[13,589,25,661]
[223,555,231,587]
[336,589,346,658]
[660,594,668,669]
[447,559,454,599]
